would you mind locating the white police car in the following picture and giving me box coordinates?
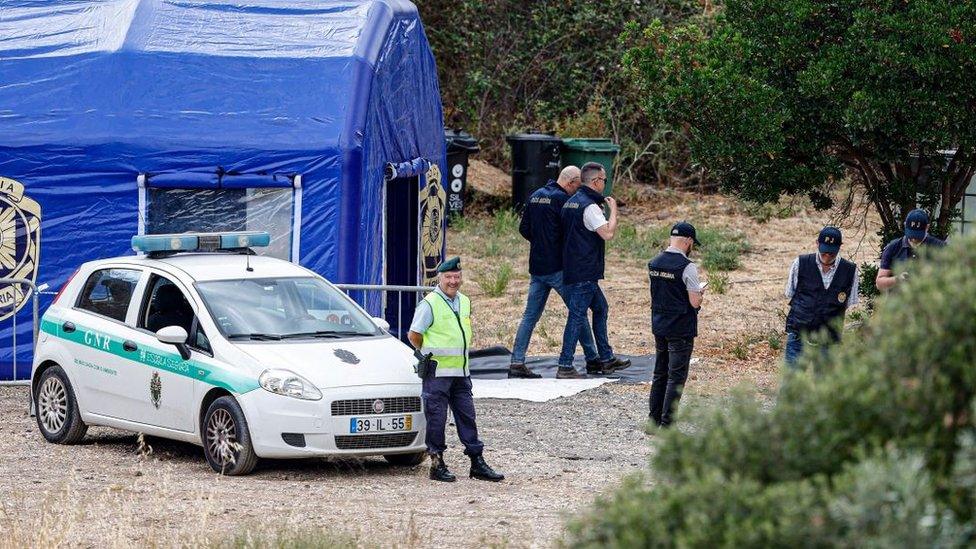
[31,232,426,475]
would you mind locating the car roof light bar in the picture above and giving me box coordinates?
[131,231,271,254]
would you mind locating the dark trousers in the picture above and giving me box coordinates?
[422,375,484,456]
[649,335,694,426]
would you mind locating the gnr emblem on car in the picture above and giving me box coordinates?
[150,371,162,409]
[0,176,41,322]
[334,348,360,365]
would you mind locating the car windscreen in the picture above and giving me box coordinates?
[195,277,379,340]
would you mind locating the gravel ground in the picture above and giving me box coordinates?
[0,382,660,547]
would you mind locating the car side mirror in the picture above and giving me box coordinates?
[372,317,390,332]
[156,326,191,360]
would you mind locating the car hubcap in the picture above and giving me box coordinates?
[207,409,238,466]
[38,377,68,433]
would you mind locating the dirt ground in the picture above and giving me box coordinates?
[1,383,657,548]
[0,166,885,547]
[459,161,883,398]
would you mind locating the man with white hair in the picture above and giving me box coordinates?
[408,257,504,483]
[509,166,600,378]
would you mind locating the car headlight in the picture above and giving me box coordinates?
[259,369,322,401]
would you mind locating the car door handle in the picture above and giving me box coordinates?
[122,341,138,353]
[62,322,76,334]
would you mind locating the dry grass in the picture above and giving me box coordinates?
[0,474,372,549]
[449,179,884,398]
[0,472,221,548]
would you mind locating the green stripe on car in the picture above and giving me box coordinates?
[41,316,259,394]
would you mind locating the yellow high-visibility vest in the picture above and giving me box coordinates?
[420,291,472,377]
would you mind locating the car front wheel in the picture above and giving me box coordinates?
[384,451,428,466]
[202,396,258,475]
[35,365,88,444]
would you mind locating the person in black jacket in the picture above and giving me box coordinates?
[783,227,859,368]
[556,162,631,379]
[509,166,599,378]
[648,222,703,427]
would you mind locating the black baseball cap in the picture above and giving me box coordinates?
[671,221,701,246]
[904,209,929,240]
[818,226,842,254]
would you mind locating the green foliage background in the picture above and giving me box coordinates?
[567,234,976,547]
[625,0,976,238]
[416,0,702,186]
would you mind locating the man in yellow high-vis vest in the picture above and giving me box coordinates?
[408,257,504,483]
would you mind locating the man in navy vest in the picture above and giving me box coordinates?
[783,227,859,367]
[648,221,703,427]
[509,166,601,378]
[875,209,946,291]
[556,162,631,378]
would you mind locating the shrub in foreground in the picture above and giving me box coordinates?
[568,235,976,547]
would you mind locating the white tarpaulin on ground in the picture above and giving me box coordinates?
[471,378,617,402]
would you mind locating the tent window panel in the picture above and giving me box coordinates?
[146,188,293,260]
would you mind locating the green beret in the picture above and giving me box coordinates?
[437,256,462,272]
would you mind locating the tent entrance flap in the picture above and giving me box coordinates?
[138,173,301,261]
[384,175,420,339]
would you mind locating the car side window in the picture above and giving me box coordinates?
[190,317,212,355]
[140,274,211,354]
[76,268,141,322]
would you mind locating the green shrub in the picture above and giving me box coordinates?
[568,472,828,548]
[447,212,470,232]
[490,208,520,236]
[608,222,670,260]
[859,262,880,309]
[478,264,513,297]
[709,272,729,295]
[697,227,751,272]
[612,222,749,273]
[568,235,976,546]
[419,0,701,186]
[824,451,965,547]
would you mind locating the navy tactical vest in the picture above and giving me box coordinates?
[648,251,698,338]
[785,254,856,338]
[561,186,606,284]
[522,181,569,276]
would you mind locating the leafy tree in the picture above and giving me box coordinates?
[625,0,976,239]
[416,0,700,185]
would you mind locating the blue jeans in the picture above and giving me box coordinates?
[558,281,614,367]
[784,331,804,369]
[511,271,598,364]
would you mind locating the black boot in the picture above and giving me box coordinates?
[585,360,613,375]
[429,454,456,482]
[508,363,542,379]
[469,454,505,482]
[586,357,632,375]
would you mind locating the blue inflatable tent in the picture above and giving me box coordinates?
[0,0,447,381]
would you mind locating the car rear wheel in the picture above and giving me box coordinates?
[384,451,428,466]
[202,396,258,475]
[35,365,88,444]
